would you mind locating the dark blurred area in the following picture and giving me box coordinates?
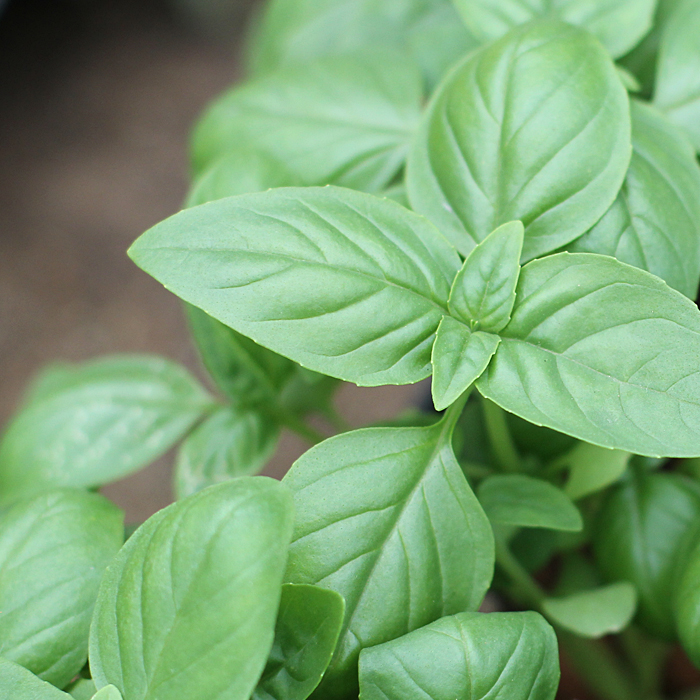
[0,0,421,520]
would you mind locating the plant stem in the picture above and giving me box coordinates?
[281,414,326,444]
[481,398,520,472]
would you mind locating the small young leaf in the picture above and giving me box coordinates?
[543,583,637,638]
[130,187,461,388]
[67,679,97,700]
[476,253,700,457]
[0,657,71,699]
[283,422,494,698]
[90,478,294,700]
[478,474,583,532]
[448,221,524,332]
[451,0,656,58]
[654,0,700,152]
[569,100,700,299]
[253,584,345,700]
[675,541,700,667]
[407,20,631,259]
[431,318,499,411]
[593,471,700,638]
[91,688,122,700]
[0,355,213,501]
[0,490,123,688]
[563,442,631,501]
[359,611,559,700]
[174,405,280,499]
[192,51,423,192]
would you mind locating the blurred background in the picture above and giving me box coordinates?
[0,0,423,522]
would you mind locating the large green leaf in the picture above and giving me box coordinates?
[0,658,71,700]
[90,477,294,700]
[0,490,123,687]
[654,0,700,152]
[0,356,213,501]
[283,421,494,698]
[359,611,559,700]
[476,253,700,457]
[569,100,700,298]
[407,20,631,260]
[253,584,345,700]
[675,540,700,667]
[130,187,460,388]
[451,0,656,58]
[191,51,423,192]
[593,470,700,638]
[174,406,280,499]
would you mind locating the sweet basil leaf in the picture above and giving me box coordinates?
[67,679,97,700]
[407,20,631,259]
[253,584,345,700]
[191,51,423,192]
[129,187,461,387]
[569,100,700,299]
[451,0,656,59]
[543,583,637,638]
[431,319,499,411]
[91,688,122,700]
[478,474,582,532]
[174,405,280,499]
[448,221,523,332]
[0,355,213,501]
[0,490,123,687]
[476,253,700,457]
[90,477,294,700]
[359,611,559,700]
[563,442,631,501]
[0,658,71,699]
[654,0,700,152]
[675,541,700,667]
[593,471,700,638]
[283,421,494,698]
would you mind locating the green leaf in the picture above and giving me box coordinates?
[430,319,499,411]
[90,477,294,700]
[562,442,631,500]
[67,680,96,700]
[477,474,582,532]
[476,253,700,457]
[359,611,559,700]
[675,541,700,666]
[407,20,631,260]
[191,51,423,192]
[452,0,656,58]
[129,187,461,388]
[543,583,637,638]
[0,355,213,501]
[448,221,524,332]
[654,0,700,152]
[0,490,123,687]
[593,471,700,638]
[569,100,700,298]
[283,421,494,698]
[91,688,122,700]
[174,406,280,499]
[253,584,345,700]
[0,658,71,699]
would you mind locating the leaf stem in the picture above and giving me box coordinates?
[481,398,520,472]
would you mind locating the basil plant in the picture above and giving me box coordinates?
[3,1,700,699]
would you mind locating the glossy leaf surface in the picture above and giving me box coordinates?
[0,490,123,687]
[452,0,656,58]
[478,474,582,531]
[0,658,71,700]
[570,100,700,298]
[130,187,461,387]
[91,688,122,700]
[407,20,631,259]
[431,318,499,411]
[174,406,280,499]
[90,478,294,700]
[192,52,423,192]
[593,471,700,638]
[67,680,97,700]
[359,611,559,700]
[543,583,637,638]
[253,584,345,700]
[0,356,213,501]
[655,0,700,152]
[477,253,700,457]
[283,421,494,697]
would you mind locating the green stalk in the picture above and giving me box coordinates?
[482,398,520,472]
